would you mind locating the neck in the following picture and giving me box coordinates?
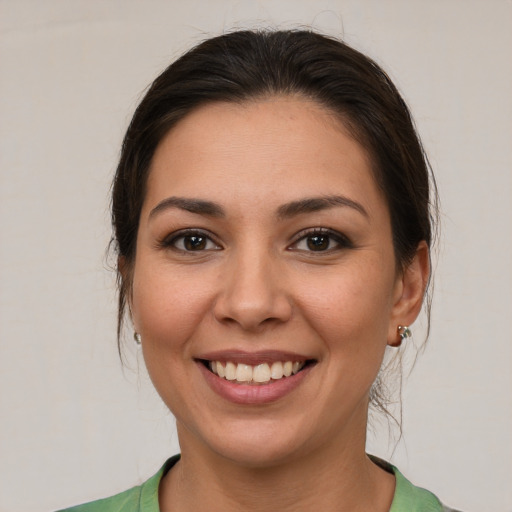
[159,425,395,512]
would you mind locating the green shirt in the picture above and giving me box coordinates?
[58,455,458,512]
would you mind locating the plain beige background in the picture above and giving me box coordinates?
[1,1,511,511]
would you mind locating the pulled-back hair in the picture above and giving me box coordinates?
[111,29,437,416]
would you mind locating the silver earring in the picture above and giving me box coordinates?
[398,325,412,342]
[389,325,411,347]
[133,332,142,346]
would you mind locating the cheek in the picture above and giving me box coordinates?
[131,261,215,352]
[296,262,396,355]
[130,263,216,410]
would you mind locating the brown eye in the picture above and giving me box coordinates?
[184,235,207,251]
[306,234,330,251]
[164,230,221,252]
[290,228,352,253]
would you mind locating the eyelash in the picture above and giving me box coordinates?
[289,228,353,253]
[159,229,221,252]
[159,227,352,254]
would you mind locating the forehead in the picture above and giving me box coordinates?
[144,97,384,218]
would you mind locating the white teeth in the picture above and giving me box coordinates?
[253,363,271,383]
[270,361,284,379]
[283,361,293,377]
[216,361,226,378]
[225,362,237,381]
[209,360,306,384]
[235,364,253,382]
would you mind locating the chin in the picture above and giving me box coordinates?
[184,415,320,469]
[215,438,307,469]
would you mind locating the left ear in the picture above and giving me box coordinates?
[387,241,430,346]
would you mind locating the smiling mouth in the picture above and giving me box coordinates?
[200,359,316,385]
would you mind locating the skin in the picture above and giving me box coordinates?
[128,97,429,511]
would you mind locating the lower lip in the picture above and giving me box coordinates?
[197,362,312,405]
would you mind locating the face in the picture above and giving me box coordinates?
[130,97,419,467]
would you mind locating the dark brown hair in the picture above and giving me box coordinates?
[111,29,438,413]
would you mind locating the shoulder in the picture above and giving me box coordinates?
[56,455,180,512]
[56,485,142,512]
[391,466,445,511]
[370,455,461,512]
[391,465,462,512]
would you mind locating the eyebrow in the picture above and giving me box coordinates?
[276,195,368,219]
[148,194,368,220]
[149,197,226,219]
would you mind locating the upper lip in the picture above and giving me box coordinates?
[195,350,313,365]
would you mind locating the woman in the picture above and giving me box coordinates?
[60,29,459,511]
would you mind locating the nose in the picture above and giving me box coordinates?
[213,246,293,332]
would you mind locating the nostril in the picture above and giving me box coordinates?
[212,265,293,330]
[213,295,293,331]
